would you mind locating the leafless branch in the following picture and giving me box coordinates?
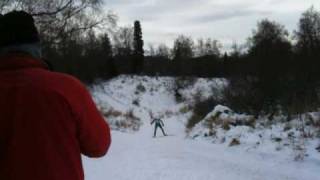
[31,0,73,16]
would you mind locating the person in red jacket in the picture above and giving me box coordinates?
[0,11,111,180]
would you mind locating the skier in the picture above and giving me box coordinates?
[0,11,111,180]
[151,117,167,137]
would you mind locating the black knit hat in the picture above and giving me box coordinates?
[0,11,40,48]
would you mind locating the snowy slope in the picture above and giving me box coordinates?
[83,117,318,180]
[84,75,319,180]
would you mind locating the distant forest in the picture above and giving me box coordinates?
[1,1,320,114]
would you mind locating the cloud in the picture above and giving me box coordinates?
[103,0,320,50]
[187,9,271,24]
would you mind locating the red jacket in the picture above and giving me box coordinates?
[0,54,111,180]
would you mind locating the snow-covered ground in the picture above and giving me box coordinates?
[83,76,319,180]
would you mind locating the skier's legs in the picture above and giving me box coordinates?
[160,125,166,136]
[154,125,157,137]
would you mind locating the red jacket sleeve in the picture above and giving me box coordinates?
[65,77,111,158]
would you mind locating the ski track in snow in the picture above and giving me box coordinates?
[83,118,318,180]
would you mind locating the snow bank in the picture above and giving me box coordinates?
[189,104,320,161]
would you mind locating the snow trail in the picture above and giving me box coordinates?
[83,117,318,180]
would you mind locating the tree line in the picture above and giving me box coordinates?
[224,7,320,115]
[1,2,320,114]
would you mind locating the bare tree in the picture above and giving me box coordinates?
[172,35,194,60]
[0,0,116,46]
[156,44,171,59]
[113,26,134,56]
[147,44,156,57]
[295,6,320,55]
[0,0,12,12]
[196,38,221,57]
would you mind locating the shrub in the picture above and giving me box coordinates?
[103,109,122,117]
[187,114,203,130]
[132,98,140,106]
[222,121,231,131]
[224,76,264,116]
[101,108,142,131]
[179,105,192,114]
[204,130,216,137]
[136,83,146,93]
[186,98,219,129]
[173,76,197,103]
[229,138,240,146]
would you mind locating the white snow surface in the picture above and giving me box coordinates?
[83,75,319,180]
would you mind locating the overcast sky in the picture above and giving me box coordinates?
[103,0,320,51]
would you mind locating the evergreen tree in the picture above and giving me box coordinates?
[101,33,113,58]
[133,20,144,74]
[101,33,117,78]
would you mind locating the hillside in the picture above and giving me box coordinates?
[83,75,319,180]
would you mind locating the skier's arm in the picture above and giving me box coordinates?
[68,77,111,158]
[150,119,155,125]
